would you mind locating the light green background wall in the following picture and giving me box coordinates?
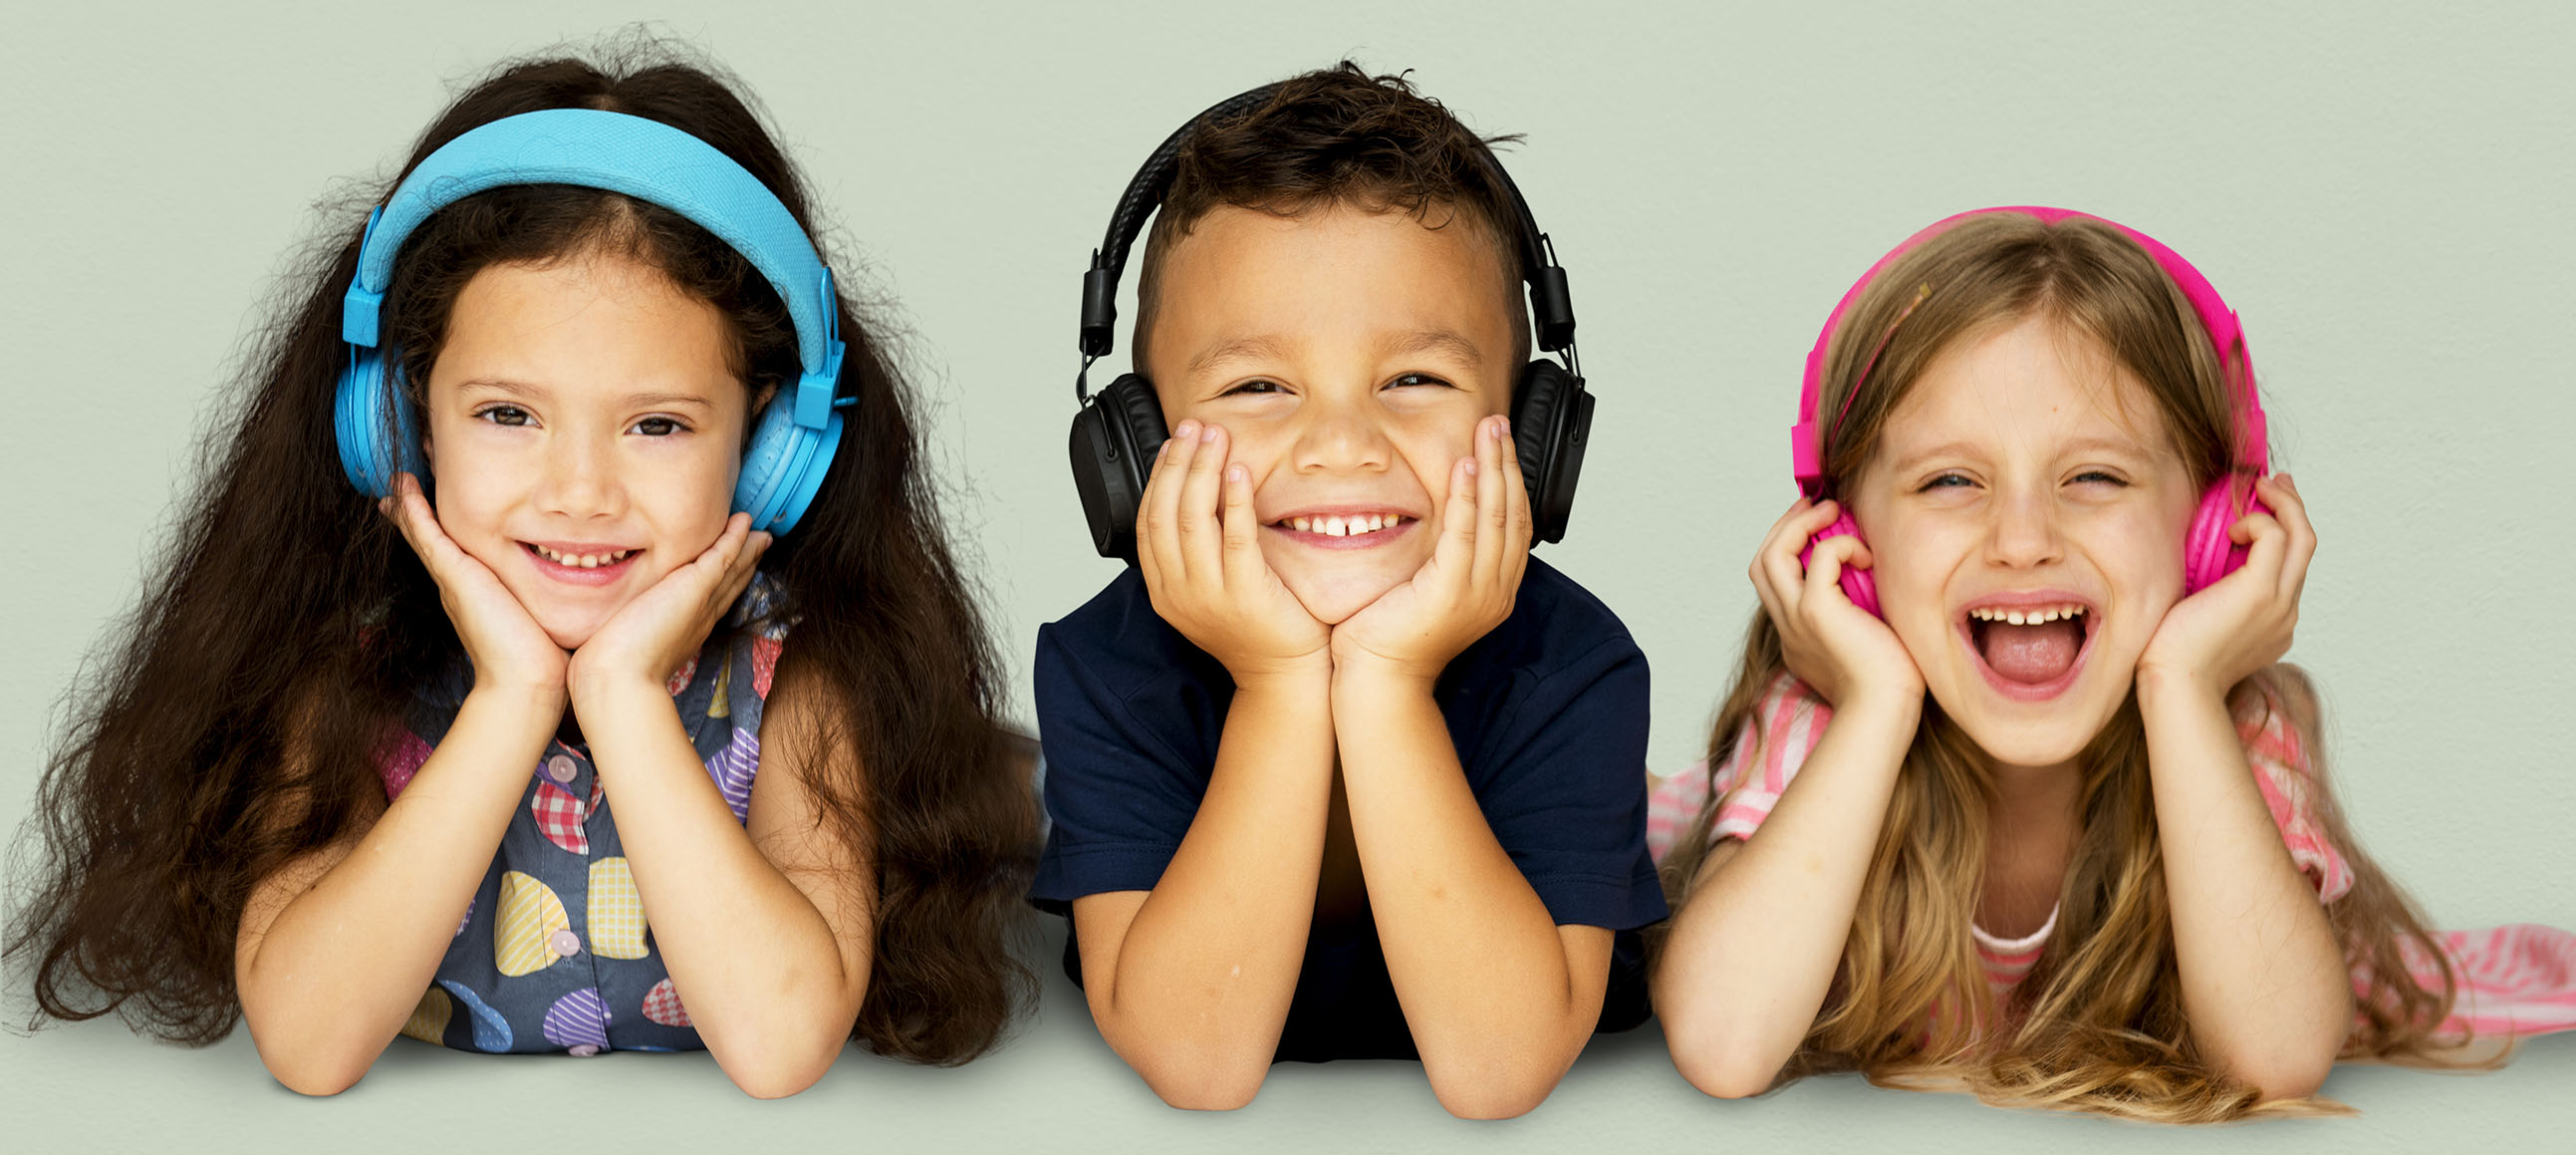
[5,1,2569,1149]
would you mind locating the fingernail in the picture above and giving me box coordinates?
[1226,464,1247,482]
[1201,424,1220,443]
[1173,421,1197,439]
[1464,458,1479,476]
[1494,416,1511,440]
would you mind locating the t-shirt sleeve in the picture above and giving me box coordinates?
[1027,623,1211,913]
[1645,673,1831,860]
[1468,635,1670,933]
[2233,682,2355,903]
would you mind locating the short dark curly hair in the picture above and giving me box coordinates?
[1133,62,1530,368]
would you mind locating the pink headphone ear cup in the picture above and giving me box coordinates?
[2183,479,2272,594]
[1799,510,1883,618]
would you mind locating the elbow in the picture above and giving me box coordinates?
[1416,1032,1580,1120]
[1663,1016,1786,1100]
[1423,1064,1557,1120]
[258,1044,376,1098]
[1134,1057,1267,1111]
[2223,1048,2337,1104]
[245,1014,383,1097]
[711,1022,849,1099]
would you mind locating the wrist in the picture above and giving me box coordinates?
[458,683,567,737]
[1222,649,1335,692]
[2134,664,2226,714]
[1329,651,1441,701]
[567,669,675,717]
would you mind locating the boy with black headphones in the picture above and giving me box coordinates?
[1031,64,1664,1117]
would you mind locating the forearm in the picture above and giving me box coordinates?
[576,682,859,1094]
[1331,664,1597,1116]
[1652,692,1918,1098]
[1087,671,1336,1104]
[2139,671,2349,1097]
[238,688,558,1092]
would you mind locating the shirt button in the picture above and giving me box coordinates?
[568,1044,601,1057]
[550,929,582,958]
[547,754,578,783]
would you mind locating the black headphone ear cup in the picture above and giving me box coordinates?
[1067,373,1171,561]
[1510,360,1592,544]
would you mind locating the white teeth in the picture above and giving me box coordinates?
[1970,604,2087,623]
[1291,517,1310,532]
[534,544,631,567]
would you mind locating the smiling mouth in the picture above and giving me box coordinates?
[1961,601,2097,699]
[1265,512,1418,548]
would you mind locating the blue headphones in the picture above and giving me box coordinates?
[336,108,849,534]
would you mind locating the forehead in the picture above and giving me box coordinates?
[439,254,736,387]
[1144,202,1519,373]
[1876,315,2176,465]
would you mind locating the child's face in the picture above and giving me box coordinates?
[1848,316,2201,769]
[1143,202,1521,624]
[420,252,754,651]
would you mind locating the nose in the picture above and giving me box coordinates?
[533,428,625,520]
[1983,483,2063,570]
[1288,390,1393,475]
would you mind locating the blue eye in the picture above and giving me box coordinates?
[476,405,531,428]
[2071,469,2127,486]
[1919,472,1972,491]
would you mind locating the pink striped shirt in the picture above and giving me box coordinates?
[1646,673,2576,1035]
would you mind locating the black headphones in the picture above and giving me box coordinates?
[1068,83,1594,561]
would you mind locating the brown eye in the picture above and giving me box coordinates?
[632,417,685,436]
[477,406,531,428]
[1220,379,1284,398]
[1387,373,1452,390]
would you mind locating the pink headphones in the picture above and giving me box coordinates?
[1793,206,2271,617]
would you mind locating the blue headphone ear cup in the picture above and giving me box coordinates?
[1068,374,1168,562]
[1510,360,1592,544]
[1800,510,1882,618]
[734,396,841,535]
[335,349,422,498]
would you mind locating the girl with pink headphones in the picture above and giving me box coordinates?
[1645,207,2574,1120]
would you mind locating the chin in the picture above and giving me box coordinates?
[1930,662,2135,769]
[1277,567,1405,626]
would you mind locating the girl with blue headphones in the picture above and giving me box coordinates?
[7,50,1033,1092]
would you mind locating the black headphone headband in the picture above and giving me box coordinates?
[1075,82,1576,384]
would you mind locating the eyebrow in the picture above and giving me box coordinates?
[1183,336,1290,378]
[1381,328,1484,369]
[1884,435,2154,475]
[455,378,716,410]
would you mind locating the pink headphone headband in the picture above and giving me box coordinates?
[1789,206,2267,488]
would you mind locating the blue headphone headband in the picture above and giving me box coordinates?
[336,108,849,533]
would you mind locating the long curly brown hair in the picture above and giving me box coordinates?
[5,46,1037,1065]
[1656,213,2466,1120]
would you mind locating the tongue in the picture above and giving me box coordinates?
[1980,620,2084,685]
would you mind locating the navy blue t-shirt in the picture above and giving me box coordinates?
[1030,556,1668,1061]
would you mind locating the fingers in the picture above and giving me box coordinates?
[1217,462,1265,589]
[1435,452,1479,583]
[1803,532,1866,617]
[1175,422,1228,582]
[1752,497,1836,624]
[1472,415,1511,588]
[2259,472,2315,605]
[1137,422,1191,589]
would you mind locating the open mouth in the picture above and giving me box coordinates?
[1959,598,2098,701]
[1265,511,1417,549]
[522,541,642,584]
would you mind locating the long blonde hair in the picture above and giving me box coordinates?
[1658,213,2461,1120]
